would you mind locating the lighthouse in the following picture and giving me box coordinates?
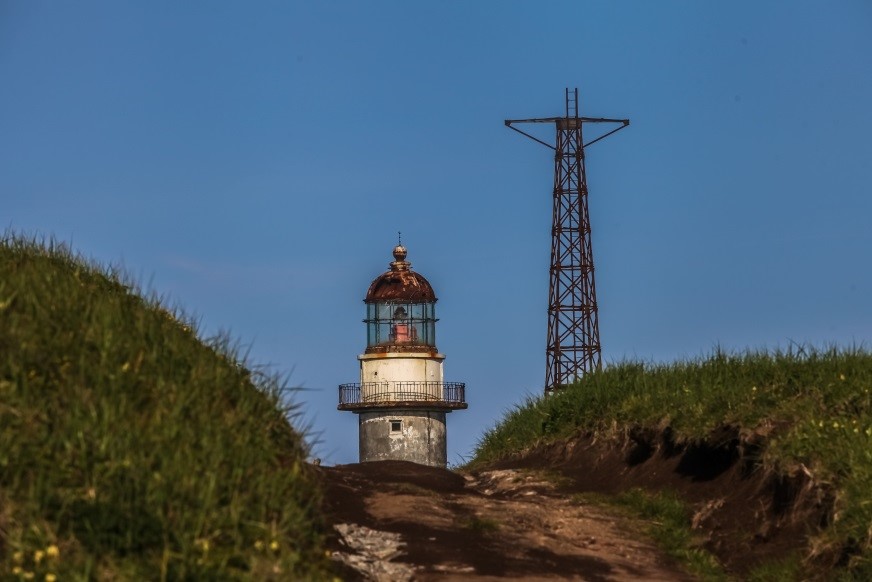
[338,243,467,468]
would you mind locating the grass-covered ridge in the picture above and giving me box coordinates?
[0,235,329,579]
[472,347,872,576]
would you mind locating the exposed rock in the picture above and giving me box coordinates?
[332,522,415,581]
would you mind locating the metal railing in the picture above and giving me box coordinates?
[338,381,466,409]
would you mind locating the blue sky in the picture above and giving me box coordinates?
[3,2,872,465]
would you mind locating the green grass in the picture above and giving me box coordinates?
[745,553,804,582]
[471,346,872,578]
[459,516,500,534]
[0,235,330,580]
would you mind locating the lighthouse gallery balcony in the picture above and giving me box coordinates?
[338,381,467,411]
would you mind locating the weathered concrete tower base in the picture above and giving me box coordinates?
[359,410,447,467]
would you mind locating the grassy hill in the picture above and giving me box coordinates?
[471,347,872,580]
[0,235,329,580]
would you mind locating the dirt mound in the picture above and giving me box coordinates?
[489,427,833,577]
[325,460,467,496]
[319,460,693,581]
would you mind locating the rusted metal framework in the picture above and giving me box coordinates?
[506,89,629,392]
[338,381,467,411]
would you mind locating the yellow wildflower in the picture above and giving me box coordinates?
[269,540,280,551]
[12,551,24,563]
[840,374,846,381]
[23,572,35,580]
[33,550,45,564]
[45,574,57,582]
[45,545,59,558]
[833,421,840,429]
[12,567,22,575]
[254,540,265,551]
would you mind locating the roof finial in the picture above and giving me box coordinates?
[392,232,409,270]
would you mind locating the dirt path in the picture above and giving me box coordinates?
[319,461,693,581]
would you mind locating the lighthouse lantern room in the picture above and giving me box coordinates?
[338,244,467,467]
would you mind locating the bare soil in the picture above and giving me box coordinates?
[319,460,696,581]
[489,427,833,577]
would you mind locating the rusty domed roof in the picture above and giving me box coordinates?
[364,245,437,303]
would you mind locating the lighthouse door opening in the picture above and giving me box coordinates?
[390,420,402,433]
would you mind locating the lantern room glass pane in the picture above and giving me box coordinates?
[365,301,437,348]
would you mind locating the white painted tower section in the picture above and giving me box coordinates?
[359,352,444,402]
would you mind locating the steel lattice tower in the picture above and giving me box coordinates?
[506,89,629,392]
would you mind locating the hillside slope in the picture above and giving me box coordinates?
[0,236,328,579]
[471,349,872,579]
